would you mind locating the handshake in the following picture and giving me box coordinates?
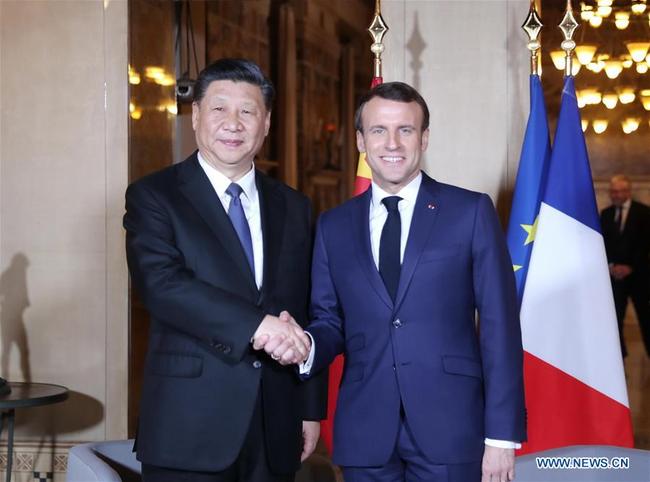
[251,311,311,366]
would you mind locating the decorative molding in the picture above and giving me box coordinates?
[14,453,34,472]
[0,443,71,474]
[53,455,67,473]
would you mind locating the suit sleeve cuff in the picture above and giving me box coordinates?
[298,331,315,375]
[485,438,521,449]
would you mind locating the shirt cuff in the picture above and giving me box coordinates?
[298,332,315,375]
[484,438,521,449]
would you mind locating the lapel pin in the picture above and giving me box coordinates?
[427,203,436,210]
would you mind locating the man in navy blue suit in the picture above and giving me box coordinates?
[274,82,526,482]
[124,59,326,482]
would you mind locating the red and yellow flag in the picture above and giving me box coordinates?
[320,74,383,453]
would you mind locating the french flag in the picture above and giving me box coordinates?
[518,76,634,453]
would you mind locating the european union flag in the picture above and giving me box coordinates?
[506,74,551,302]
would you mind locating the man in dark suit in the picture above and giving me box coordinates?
[124,58,326,482]
[600,174,650,358]
[286,82,525,482]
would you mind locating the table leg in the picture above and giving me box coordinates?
[1,409,14,482]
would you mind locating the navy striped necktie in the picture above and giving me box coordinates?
[226,183,255,275]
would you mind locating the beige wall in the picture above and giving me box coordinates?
[0,0,128,479]
[382,0,530,212]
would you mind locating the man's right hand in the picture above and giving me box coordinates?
[252,311,311,365]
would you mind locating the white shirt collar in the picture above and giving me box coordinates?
[371,172,422,210]
[197,151,257,199]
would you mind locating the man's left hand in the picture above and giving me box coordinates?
[482,445,515,482]
[301,421,320,462]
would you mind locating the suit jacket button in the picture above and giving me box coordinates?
[223,346,231,354]
[253,361,262,369]
[392,318,402,328]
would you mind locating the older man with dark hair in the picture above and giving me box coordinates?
[124,58,326,482]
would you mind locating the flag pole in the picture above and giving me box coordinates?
[522,0,543,76]
[368,0,388,87]
[323,0,391,455]
[559,0,579,77]
[351,0,389,194]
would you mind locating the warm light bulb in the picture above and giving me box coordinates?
[615,11,630,29]
[128,65,141,85]
[593,119,608,133]
[550,50,566,70]
[582,119,589,132]
[597,5,612,16]
[597,0,613,6]
[549,52,580,75]
[130,108,142,120]
[627,42,650,62]
[618,88,636,104]
[581,6,595,21]
[587,59,606,73]
[575,45,598,65]
[637,62,649,73]
[641,97,650,110]
[155,74,176,87]
[589,15,604,27]
[577,90,587,108]
[622,56,634,68]
[571,61,581,76]
[602,93,618,109]
[604,60,623,78]
[622,118,641,134]
[632,1,647,14]
[582,88,602,105]
[144,66,165,80]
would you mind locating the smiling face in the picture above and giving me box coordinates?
[192,80,271,180]
[356,97,429,194]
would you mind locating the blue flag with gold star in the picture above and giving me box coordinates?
[506,74,551,303]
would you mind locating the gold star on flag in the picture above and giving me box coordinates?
[513,265,523,272]
[521,216,539,245]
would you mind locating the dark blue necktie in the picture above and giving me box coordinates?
[379,196,402,302]
[226,183,255,275]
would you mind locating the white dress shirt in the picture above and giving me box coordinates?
[197,153,263,289]
[369,174,421,268]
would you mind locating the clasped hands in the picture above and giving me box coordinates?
[252,311,310,365]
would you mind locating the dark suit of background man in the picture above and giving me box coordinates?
[600,174,650,358]
[295,82,526,482]
[123,58,326,482]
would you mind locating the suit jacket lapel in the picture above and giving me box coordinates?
[395,174,441,308]
[350,190,393,309]
[177,154,258,293]
[256,171,285,298]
